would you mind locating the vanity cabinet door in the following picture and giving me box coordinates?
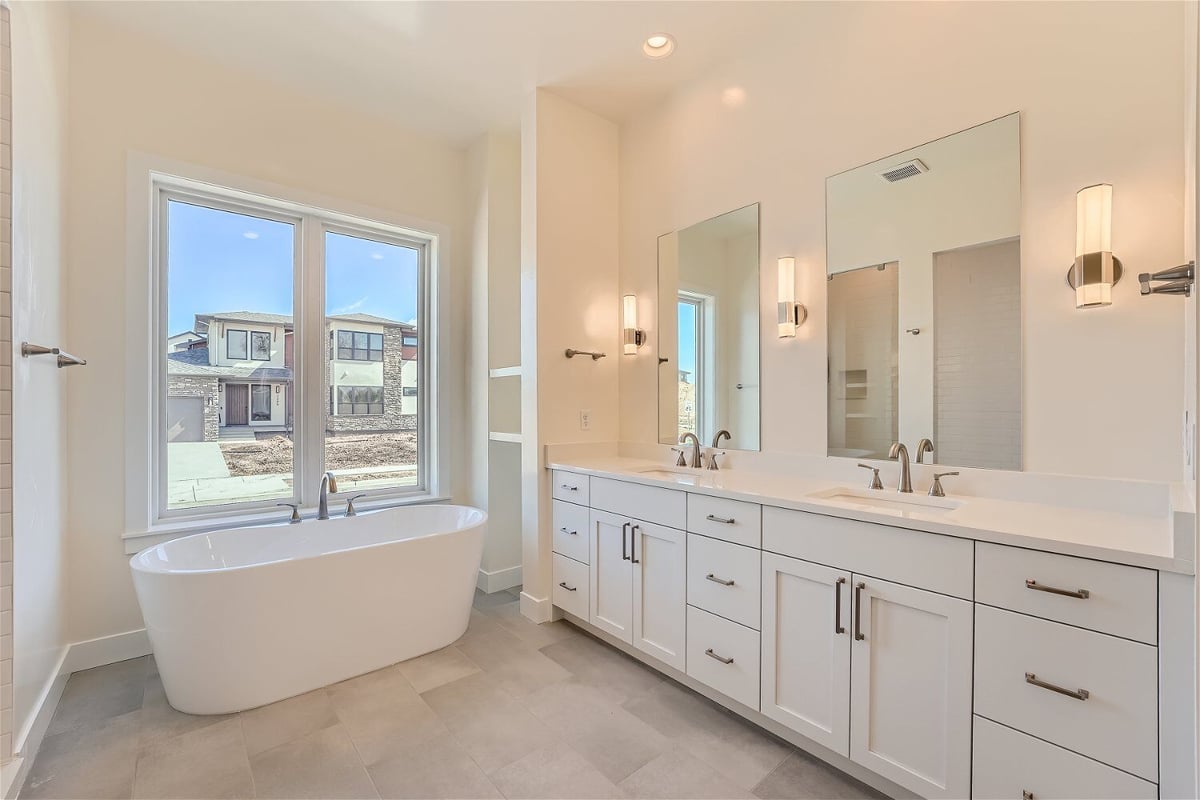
[589,509,633,644]
[849,576,972,800]
[760,553,851,757]
[631,521,686,670]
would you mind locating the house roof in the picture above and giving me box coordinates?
[167,347,292,381]
[194,310,414,330]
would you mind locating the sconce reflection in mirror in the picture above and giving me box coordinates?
[777,257,808,337]
[622,294,647,355]
[1067,183,1195,308]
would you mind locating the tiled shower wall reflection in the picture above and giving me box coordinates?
[1,3,12,766]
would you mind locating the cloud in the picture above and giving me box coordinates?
[332,296,369,315]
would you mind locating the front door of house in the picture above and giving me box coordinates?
[226,384,249,426]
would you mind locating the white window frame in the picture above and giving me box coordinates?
[678,291,711,440]
[124,157,450,550]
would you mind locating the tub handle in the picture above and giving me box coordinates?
[558,581,577,592]
[345,495,368,517]
[276,503,301,524]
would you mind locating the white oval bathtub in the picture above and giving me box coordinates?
[130,504,486,714]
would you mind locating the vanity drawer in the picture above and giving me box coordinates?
[975,542,1156,644]
[552,500,590,563]
[552,554,589,619]
[687,534,761,629]
[552,470,590,505]
[591,477,686,529]
[686,605,760,710]
[973,715,1156,800]
[974,605,1158,781]
[687,495,762,548]
[763,507,973,600]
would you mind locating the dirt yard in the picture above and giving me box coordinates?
[220,432,418,477]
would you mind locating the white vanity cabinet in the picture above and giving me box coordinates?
[587,508,687,670]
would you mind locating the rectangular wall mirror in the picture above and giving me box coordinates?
[826,113,1021,470]
[658,204,761,451]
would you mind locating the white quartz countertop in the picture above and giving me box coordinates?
[547,456,1192,574]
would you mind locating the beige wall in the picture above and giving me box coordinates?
[619,1,1187,482]
[7,0,71,766]
[64,12,468,645]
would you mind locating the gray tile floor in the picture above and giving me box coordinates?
[21,588,885,799]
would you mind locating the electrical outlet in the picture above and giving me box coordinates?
[580,409,591,431]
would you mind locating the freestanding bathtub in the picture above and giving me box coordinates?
[130,504,486,714]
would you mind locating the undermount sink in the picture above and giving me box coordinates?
[632,467,707,484]
[808,487,963,515]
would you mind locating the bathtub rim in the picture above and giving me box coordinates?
[130,503,487,577]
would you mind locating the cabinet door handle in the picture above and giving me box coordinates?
[1025,672,1089,701]
[1022,792,1035,800]
[705,514,735,525]
[704,648,734,665]
[560,484,579,492]
[621,523,630,561]
[558,582,577,592]
[853,582,866,641]
[1025,579,1090,599]
[559,527,578,536]
[706,573,735,587]
[631,525,640,564]
[834,577,846,634]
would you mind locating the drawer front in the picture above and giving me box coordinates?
[975,542,1157,644]
[973,716,1156,800]
[687,495,762,548]
[591,477,686,529]
[763,507,973,599]
[552,553,589,619]
[687,534,761,630]
[974,605,1158,781]
[552,500,590,563]
[686,605,760,710]
[552,470,590,505]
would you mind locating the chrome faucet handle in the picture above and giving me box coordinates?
[670,447,687,467]
[345,494,369,517]
[928,472,959,498]
[276,503,302,524]
[857,464,883,490]
[706,451,726,471]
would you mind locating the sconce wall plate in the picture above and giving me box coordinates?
[1065,254,1124,292]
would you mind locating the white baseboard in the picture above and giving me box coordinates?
[62,629,151,674]
[519,591,552,623]
[476,565,522,594]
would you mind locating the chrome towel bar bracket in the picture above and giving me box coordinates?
[21,342,87,368]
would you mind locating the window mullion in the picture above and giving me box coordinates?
[296,215,326,508]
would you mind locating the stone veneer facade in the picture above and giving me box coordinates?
[165,375,220,442]
[326,326,416,434]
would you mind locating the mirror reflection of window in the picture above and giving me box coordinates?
[677,295,702,440]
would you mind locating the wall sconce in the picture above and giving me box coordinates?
[1067,184,1122,309]
[777,257,807,337]
[622,294,646,355]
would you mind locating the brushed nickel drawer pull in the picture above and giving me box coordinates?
[705,573,735,587]
[1025,672,1089,701]
[1025,579,1089,599]
[558,582,577,592]
[834,577,846,634]
[559,527,578,536]
[704,648,734,664]
[560,484,579,491]
[705,514,735,524]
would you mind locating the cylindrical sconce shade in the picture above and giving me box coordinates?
[1071,184,1119,308]
[777,257,798,337]
[622,294,643,355]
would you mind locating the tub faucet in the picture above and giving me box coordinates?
[679,432,703,468]
[888,442,913,494]
[318,472,339,520]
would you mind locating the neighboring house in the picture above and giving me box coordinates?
[166,330,206,352]
[165,310,417,443]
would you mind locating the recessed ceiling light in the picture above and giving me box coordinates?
[243,231,260,240]
[643,33,675,59]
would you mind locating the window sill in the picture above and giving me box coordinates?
[122,493,451,555]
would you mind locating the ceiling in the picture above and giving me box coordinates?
[72,1,821,146]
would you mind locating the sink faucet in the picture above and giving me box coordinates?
[712,430,731,449]
[915,438,935,464]
[888,442,913,494]
[679,432,703,468]
[318,471,339,520]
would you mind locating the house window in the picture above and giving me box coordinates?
[250,331,272,361]
[402,387,417,397]
[336,386,384,415]
[227,329,248,360]
[153,176,437,522]
[402,334,417,348]
[251,384,272,421]
[336,330,383,361]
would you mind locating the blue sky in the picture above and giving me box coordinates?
[678,300,697,379]
[166,201,419,336]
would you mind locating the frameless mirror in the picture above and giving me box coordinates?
[658,204,761,451]
[826,113,1021,469]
